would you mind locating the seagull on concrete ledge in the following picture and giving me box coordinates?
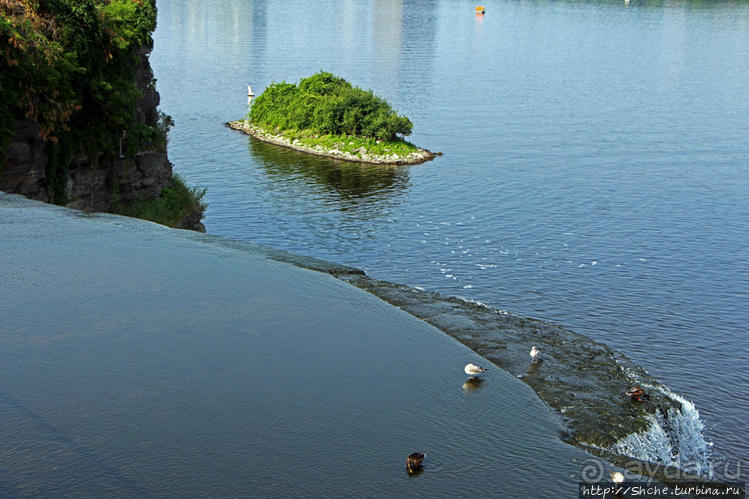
[464,363,488,376]
[530,346,543,363]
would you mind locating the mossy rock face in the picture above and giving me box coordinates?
[1,0,162,202]
[111,174,206,231]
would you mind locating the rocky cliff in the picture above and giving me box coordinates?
[1,48,184,217]
[0,0,204,231]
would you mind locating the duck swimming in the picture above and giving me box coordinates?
[406,452,426,474]
[626,386,650,402]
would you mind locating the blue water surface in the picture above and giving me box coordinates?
[151,0,749,479]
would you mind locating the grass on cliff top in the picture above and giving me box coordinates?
[112,174,206,228]
[275,127,420,157]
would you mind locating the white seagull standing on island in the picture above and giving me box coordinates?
[464,363,488,376]
[530,346,542,363]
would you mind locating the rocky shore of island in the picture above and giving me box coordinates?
[226,120,437,165]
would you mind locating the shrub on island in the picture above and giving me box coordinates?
[231,72,437,164]
[248,72,413,142]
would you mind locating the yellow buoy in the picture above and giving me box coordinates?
[475,5,485,14]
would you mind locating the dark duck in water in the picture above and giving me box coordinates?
[406,452,426,474]
[626,386,650,402]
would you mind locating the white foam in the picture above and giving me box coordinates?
[610,388,714,478]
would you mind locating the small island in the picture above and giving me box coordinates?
[227,72,437,165]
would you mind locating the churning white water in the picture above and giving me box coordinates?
[611,388,714,478]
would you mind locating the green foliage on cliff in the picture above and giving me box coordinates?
[0,0,164,202]
[111,173,206,229]
[248,72,413,142]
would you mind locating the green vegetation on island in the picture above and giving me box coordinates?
[250,72,412,141]
[238,72,434,164]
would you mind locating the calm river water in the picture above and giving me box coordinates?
[151,0,749,483]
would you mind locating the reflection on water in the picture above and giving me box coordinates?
[526,361,544,376]
[461,377,485,392]
[247,0,268,67]
[373,0,403,92]
[248,137,410,205]
[534,0,748,8]
[398,0,439,107]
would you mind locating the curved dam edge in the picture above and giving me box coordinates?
[1,192,717,485]
[177,227,717,483]
[226,120,437,165]
[334,275,717,481]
